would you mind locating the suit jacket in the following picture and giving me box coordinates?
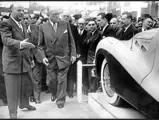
[74,28,88,60]
[102,24,117,38]
[0,18,32,73]
[28,24,42,63]
[84,29,102,64]
[117,24,139,40]
[38,20,76,69]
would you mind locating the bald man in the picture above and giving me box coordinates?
[0,3,36,119]
[67,18,89,96]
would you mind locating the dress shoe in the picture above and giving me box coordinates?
[10,115,17,119]
[10,113,17,119]
[96,86,103,92]
[84,92,88,96]
[57,104,64,109]
[19,105,36,111]
[68,92,73,98]
[51,95,56,102]
[35,98,41,104]
[45,89,50,93]
[30,97,35,102]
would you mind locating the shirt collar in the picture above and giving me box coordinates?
[78,28,84,34]
[11,16,21,26]
[49,20,57,26]
[142,27,147,32]
[102,23,109,32]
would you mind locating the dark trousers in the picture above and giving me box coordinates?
[67,58,89,94]
[31,62,43,99]
[46,66,69,105]
[87,67,97,92]
[67,61,77,94]
[0,74,7,104]
[4,72,31,117]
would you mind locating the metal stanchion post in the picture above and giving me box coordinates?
[77,60,82,103]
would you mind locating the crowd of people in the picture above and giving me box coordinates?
[0,2,159,119]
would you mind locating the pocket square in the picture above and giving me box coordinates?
[63,30,67,33]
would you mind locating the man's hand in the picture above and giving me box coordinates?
[31,60,35,68]
[71,56,76,64]
[43,58,49,66]
[20,38,35,49]
[77,54,81,58]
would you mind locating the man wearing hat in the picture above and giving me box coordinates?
[38,9,76,108]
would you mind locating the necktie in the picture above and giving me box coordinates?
[18,22,23,32]
[53,23,57,32]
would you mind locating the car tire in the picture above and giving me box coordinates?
[101,58,123,106]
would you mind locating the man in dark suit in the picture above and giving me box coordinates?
[96,13,116,92]
[0,31,7,106]
[137,14,153,32]
[67,18,89,97]
[61,12,78,98]
[38,9,76,109]
[74,18,89,95]
[84,19,102,92]
[96,12,116,39]
[116,12,139,40]
[24,14,43,104]
[0,3,36,119]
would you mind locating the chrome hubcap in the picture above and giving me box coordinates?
[103,63,114,97]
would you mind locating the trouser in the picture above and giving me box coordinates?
[67,61,77,94]
[88,67,97,92]
[0,77,7,104]
[47,66,69,105]
[4,72,31,117]
[31,62,43,99]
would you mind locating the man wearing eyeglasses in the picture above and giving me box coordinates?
[0,3,36,119]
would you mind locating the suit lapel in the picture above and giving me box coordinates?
[46,22,57,43]
[123,24,132,39]
[10,18,25,37]
[21,22,28,39]
[53,21,65,44]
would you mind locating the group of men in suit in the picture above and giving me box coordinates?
[0,2,155,119]
[0,3,77,119]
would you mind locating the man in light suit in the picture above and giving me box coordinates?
[38,9,76,108]
[0,3,36,119]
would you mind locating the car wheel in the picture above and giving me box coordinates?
[101,58,123,106]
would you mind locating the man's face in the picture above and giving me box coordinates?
[96,15,106,28]
[143,18,153,30]
[49,12,59,23]
[77,19,85,30]
[11,4,25,22]
[110,18,118,29]
[120,14,131,28]
[87,21,97,33]
[62,15,70,22]
[23,14,31,25]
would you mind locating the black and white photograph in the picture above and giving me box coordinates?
[0,1,159,119]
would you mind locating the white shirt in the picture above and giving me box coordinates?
[142,27,147,32]
[102,23,109,32]
[78,28,84,35]
[11,16,23,31]
[49,20,57,31]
